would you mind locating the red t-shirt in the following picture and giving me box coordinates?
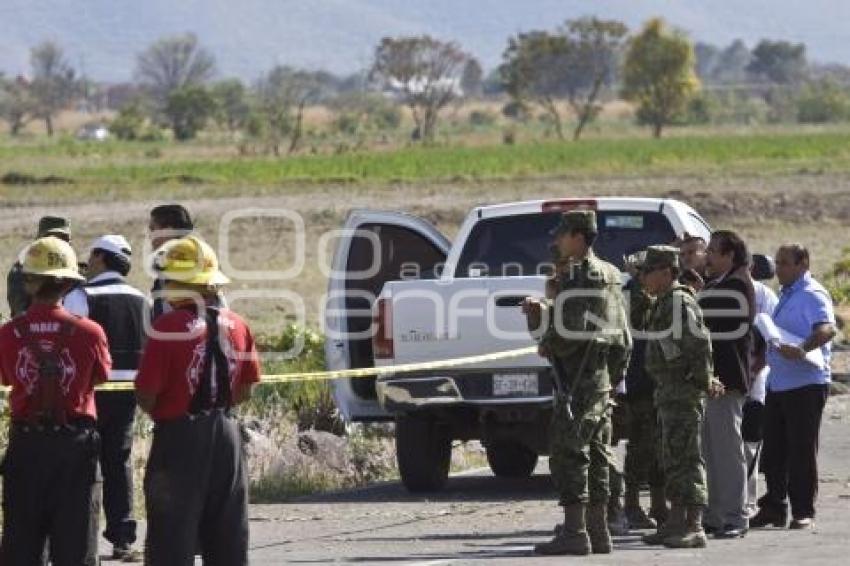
[0,304,112,421]
[135,307,262,422]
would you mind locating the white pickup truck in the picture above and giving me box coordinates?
[325,197,712,492]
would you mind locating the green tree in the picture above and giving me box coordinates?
[621,18,700,138]
[29,41,78,136]
[164,86,216,140]
[748,40,808,85]
[0,75,33,135]
[136,33,216,109]
[370,35,474,142]
[714,40,752,84]
[501,18,627,141]
[561,17,629,140]
[211,79,251,133]
[501,30,571,139]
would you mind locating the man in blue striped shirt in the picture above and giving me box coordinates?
[751,244,836,531]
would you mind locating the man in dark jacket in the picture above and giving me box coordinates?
[698,230,755,539]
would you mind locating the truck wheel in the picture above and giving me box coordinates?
[395,414,451,492]
[486,441,538,478]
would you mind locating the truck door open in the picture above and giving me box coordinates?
[324,210,449,421]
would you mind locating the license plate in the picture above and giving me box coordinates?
[493,373,538,397]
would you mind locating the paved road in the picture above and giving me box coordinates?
[102,394,850,564]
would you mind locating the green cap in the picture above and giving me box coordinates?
[643,245,680,272]
[37,216,71,239]
[549,210,597,236]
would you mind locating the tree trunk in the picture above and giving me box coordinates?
[653,121,663,138]
[45,114,54,137]
[573,110,590,141]
[542,98,565,141]
[288,100,306,155]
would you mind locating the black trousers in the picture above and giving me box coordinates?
[144,410,249,566]
[759,384,828,519]
[0,425,101,566]
[96,390,138,547]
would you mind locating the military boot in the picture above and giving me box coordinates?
[649,484,670,527]
[663,506,707,549]
[535,504,591,556]
[587,504,613,554]
[607,493,630,536]
[624,485,657,530]
[642,504,685,545]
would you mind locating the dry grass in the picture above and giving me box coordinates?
[1,172,847,334]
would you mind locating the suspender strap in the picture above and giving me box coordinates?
[189,307,233,415]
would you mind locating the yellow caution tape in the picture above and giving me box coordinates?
[2,345,540,393]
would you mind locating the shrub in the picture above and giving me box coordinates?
[796,81,850,124]
[110,103,146,141]
[825,246,850,305]
[468,110,497,127]
[251,324,343,434]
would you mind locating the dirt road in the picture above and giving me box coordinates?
[102,393,850,565]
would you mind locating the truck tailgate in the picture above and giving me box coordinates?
[382,276,549,371]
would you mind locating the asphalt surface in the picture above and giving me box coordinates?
[102,393,850,565]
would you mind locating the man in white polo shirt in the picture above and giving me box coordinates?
[64,235,149,561]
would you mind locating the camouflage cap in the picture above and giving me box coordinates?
[643,245,680,272]
[625,250,648,271]
[549,210,597,236]
[37,216,71,239]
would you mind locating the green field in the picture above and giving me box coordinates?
[3,130,850,205]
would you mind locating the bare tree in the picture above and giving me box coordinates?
[0,75,33,135]
[135,33,216,108]
[29,42,78,136]
[253,66,323,155]
[370,36,474,142]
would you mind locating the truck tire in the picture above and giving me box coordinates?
[395,414,451,492]
[486,441,538,478]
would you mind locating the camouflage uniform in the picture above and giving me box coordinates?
[623,268,667,528]
[641,246,713,549]
[6,216,72,317]
[534,210,631,556]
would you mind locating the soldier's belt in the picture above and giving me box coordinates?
[1,346,540,393]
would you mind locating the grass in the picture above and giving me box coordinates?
[3,129,850,207]
[57,131,850,182]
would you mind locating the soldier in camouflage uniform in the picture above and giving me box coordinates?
[639,246,717,549]
[6,216,72,317]
[622,251,668,529]
[523,210,631,556]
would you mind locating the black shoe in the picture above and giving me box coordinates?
[112,544,142,562]
[789,517,815,530]
[751,507,788,528]
[714,525,748,539]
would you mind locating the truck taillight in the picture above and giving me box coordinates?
[542,199,597,213]
[373,298,394,359]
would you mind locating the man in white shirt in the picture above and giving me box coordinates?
[746,254,779,517]
[64,235,148,561]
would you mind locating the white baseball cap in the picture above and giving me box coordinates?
[90,235,132,261]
